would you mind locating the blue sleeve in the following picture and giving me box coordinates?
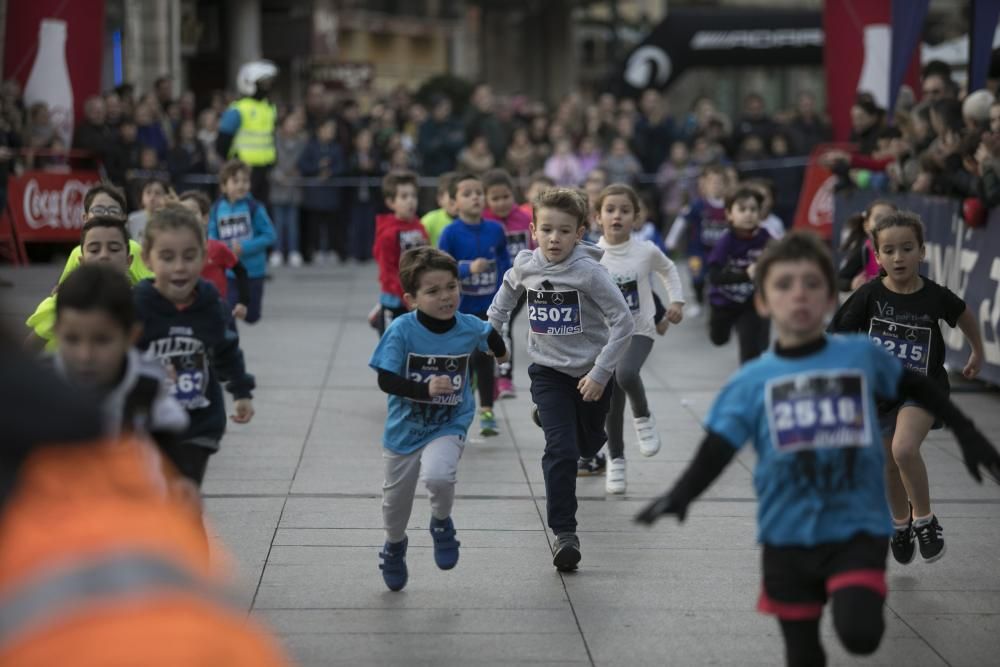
[207,203,220,241]
[218,108,241,135]
[868,338,903,402]
[439,225,472,278]
[494,224,511,278]
[369,320,407,374]
[704,373,755,450]
[240,204,277,256]
[477,317,493,353]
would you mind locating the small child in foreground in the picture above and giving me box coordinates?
[369,247,507,591]
[637,231,1000,667]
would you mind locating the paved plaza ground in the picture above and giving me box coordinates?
[4,261,1000,666]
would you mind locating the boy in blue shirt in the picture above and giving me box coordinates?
[438,172,511,436]
[369,247,507,592]
[636,232,1000,667]
[208,159,276,324]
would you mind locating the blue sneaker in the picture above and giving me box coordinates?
[430,516,461,570]
[480,409,498,436]
[378,537,408,591]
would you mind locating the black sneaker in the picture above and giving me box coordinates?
[577,452,607,477]
[552,533,581,571]
[913,515,945,562]
[890,521,916,565]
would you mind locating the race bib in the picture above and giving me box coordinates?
[398,229,427,253]
[217,213,252,242]
[868,318,931,375]
[765,371,871,453]
[405,353,468,406]
[461,260,497,296]
[527,289,582,335]
[168,352,210,409]
[506,230,530,258]
[700,220,728,246]
[616,278,640,313]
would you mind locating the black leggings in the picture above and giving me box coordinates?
[709,301,770,364]
[472,313,495,409]
[779,587,885,667]
[160,441,213,488]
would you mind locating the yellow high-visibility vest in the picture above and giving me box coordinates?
[230,98,276,166]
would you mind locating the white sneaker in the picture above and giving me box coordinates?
[606,458,626,494]
[289,251,304,268]
[269,251,284,268]
[634,415,661,457]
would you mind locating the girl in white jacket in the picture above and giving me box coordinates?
[596,184,686,494]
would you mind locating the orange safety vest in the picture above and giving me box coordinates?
[0,437,289,666]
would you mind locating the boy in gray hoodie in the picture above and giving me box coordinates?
[488,188,634,571]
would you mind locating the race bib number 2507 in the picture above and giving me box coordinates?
[765,371,871,453]
[527,289,582,335]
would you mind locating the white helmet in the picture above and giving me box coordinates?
[236,60,278,96]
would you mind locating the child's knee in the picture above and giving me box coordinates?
[832,588,884,655]
[892,439,922,467]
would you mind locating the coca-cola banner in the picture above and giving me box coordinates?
[4,170,101,249]
[792,144,854,240]
[3,0,105,144]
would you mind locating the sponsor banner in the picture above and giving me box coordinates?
[792,144,854,240]
[4,170,101,242]
[834,191,1000,386]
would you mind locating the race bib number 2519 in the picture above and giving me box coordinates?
[405,353,468,406]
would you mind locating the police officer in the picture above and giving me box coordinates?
[216,60,278,209]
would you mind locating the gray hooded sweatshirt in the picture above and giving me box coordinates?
[488,243,634,386]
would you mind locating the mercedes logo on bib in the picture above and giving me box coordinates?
[551,292,564,305]
[445,358,459,372]
[906,329,918,341]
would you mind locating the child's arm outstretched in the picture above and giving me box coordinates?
[956,306,985,378]
[238,206,277,258]
[487,266,526,331]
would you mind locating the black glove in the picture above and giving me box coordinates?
[955,427,1000,484]
[634,492,688,525]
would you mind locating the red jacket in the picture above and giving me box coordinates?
[373,213,429,299]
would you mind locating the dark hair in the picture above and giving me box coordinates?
[595,183,640,215]
[399,246,459,295]
[448,171,481,199]
[143,203,205,255]
[871,211,925,252]
[482,168,515,192]
[922,60,953,82]
[178,190,212,216]
[140,177,169,197]
[382,170,419,201]
[877,126,903,141]
[218,159,250,185]
[528,171,555,188]
[56,264,135,332]
[725,186,764,211]
[754,231,837,298]
[80,215,130,248]
[931,98,963,133]
[700,163,727,179]
[533,187,589,229]
[840,200,898,253]
[744,178,775,200]
[436,171,458,197]
[84,183,127,217]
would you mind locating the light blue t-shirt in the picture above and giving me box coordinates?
[369,312,493,454]
[705,334,902,547]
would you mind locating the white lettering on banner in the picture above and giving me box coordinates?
[806,175,836,228]
[980,259,1000,366]
[925,213,977,352]
[22,178,95,230]
[690,29,823,51]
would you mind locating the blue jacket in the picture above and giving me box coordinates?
[208,195,276,279]
[438,218,511,315]
[297,138,345,212]
[133,279,255,447]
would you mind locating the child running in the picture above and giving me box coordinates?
[488,187,633,571]
[369,247,507,591]
[179,190,250,322]
[438,172,511,436]
[666,163,729,314]
[372,170,429,337]
[830,211,985,564]
[637,231,1000,667]
[482,168,533,399]
[52,264,188,459]
[837,200,897,292]
[135,204,256,487]
[594,184,685,493]
[421,171,459,247]
[707,186,773,364]
[208,159,276,324]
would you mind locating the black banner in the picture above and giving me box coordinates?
[617,8,823,95]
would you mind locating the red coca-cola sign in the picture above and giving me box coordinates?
[5,170,100,241]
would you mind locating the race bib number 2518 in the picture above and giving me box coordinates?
[765,371,871,453]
